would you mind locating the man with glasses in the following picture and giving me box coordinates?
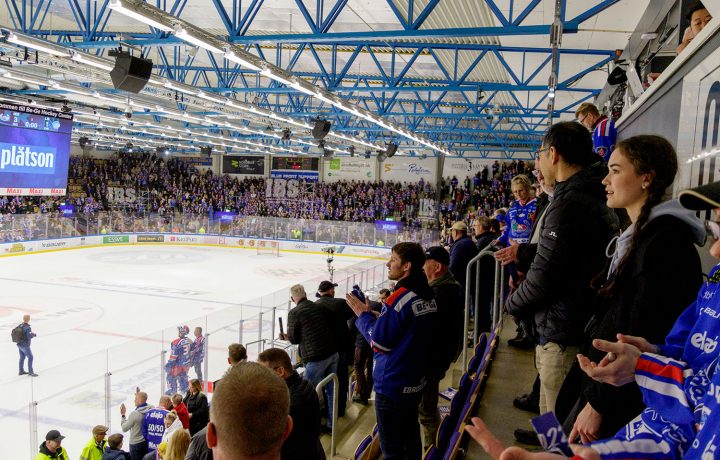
[505,122,618,427]
[575,102,616,163]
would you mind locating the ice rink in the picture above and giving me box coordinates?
[0,244,385,459]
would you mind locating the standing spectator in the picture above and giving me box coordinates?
[227,343,248,366]
[314,280,354,417]
[506,122,618,416]
[16,314,38,376]
[472,216,497,252]
[496,175,537,246]
[352,289,387,405]
[183,379,209,436]
[420,246,464,448]
[206,362,291,460]
[562,136,703,442]
[448,221,479,292]
[190,326,205,382]
[120,390,152,460]
[142,396,172,452]
[346,242,437,459]
[575,102,617,162]
[35,430,69,460]
[166,326,192,395]
[80,425,108,460]
[164,430,190,460]
[185,427,212,460]
[259,348,325,460]
[283,284,337,434]
[170,394,189,429]
[102,433,130,460]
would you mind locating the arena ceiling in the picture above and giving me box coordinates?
[0,0,650,159]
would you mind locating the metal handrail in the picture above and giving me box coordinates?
[462,249,505,370]
[315,372,339,459]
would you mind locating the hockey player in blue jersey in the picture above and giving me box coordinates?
[166,325,192,395]
[463,180,720,460]
[497,174,537,246]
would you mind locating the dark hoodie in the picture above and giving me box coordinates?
[102,447,131,460]
[507,161,619,346]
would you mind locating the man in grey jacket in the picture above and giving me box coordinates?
[119,391,152,460]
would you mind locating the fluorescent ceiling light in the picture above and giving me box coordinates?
[224,51,261,71]
[108,0,173,31]
[70,52,114,71]
[148,76,165,86]
[7,32,70,57]
[174,27,223,54]
[260,69,291,86]
[289,81,315,96]
[164,81,196,95]
[197,91,225,104]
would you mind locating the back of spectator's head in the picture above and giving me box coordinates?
[166,429,191,460]
[207,362,291,459]
[171,394,183,406]
[135,391,148,405]
[107,433,123,450]
[541,121,595,168]
[258,348,293,376]
[391,242,426,277]
[158,395,172,410]
[228,343,248,365]
[289,284,306,302]
[574,102,600,119]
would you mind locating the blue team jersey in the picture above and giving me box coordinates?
[142,408,168,450]
[169,336,192,366]
[498,198,537,246]
[592,116,617,162]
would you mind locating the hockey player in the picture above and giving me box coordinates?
[166,326,192,395]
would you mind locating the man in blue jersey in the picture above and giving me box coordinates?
[142,395,171,452]
[576,103,617,163]
[166,325,193,395]
[497,174,537,247]
[347,242,437,460]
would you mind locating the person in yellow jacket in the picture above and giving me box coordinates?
[35,430,69,460]
[80,425,108,460]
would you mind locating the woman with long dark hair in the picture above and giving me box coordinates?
[559,135,705,443]
[183,379,209,437]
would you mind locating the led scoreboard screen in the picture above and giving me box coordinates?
[270,156,320,181]
[0,102,73,196]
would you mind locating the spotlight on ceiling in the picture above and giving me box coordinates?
[312,118,331,140]
[200,146,212,156]
[125,142,134,153]
[364,151,372,159]
[61,104,71,113]
[156,146,170,155]
[323,148,334,159]
[385,142,398,158]
[282,128,291,141]
[348,146,355,157]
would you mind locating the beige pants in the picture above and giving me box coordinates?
[535,342,579,414]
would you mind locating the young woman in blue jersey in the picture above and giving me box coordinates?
[559,135,704,443]
[497,174,537,246]
[463,179,720,460]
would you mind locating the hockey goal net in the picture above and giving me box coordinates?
[256,240,280,257]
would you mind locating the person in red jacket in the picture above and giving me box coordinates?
[171,394,189,430]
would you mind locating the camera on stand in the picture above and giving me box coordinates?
[321,246,336,281]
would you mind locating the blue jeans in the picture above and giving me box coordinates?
[129,441,148,460]
[304,352,338,428]
[375,393,422,460]
[18,344,33,374]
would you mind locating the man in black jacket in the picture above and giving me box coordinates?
[420,246,464,448]
[506,121,618,416]
[472,217,500,333]
[259,348,325,460]
[314,280,354,417]
[283,284,337,433]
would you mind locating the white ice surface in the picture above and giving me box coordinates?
[0,245,382,459]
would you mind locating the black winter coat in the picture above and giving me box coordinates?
[287,298,336,362]
[507,162,619,346]
[449,234,479,290]
[282,371,325,460]
[429,273,464,376]
[517,192,550,272]
[314,295,354,354]
[560,214,703,437]
[184,391,210,436]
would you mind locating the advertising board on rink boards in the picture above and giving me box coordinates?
[323,157,376,182]
[379,156,436,183]
[0,234,391,259]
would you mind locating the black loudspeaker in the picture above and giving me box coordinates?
[110,52,153,93]
[385,142,398,158]
[607,66,627,85]
[312,119,331,140]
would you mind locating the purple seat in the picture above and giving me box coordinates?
[354,434,373,459]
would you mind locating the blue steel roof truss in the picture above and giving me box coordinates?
[1,0,622,158]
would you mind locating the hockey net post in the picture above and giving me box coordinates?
[256,240,281,257]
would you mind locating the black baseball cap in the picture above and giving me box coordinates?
[317,280,338,293]
[679,181,720,210]
[425,246,450,265]
[45,430,65,442]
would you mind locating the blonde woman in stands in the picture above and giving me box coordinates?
[163,430,190,460]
